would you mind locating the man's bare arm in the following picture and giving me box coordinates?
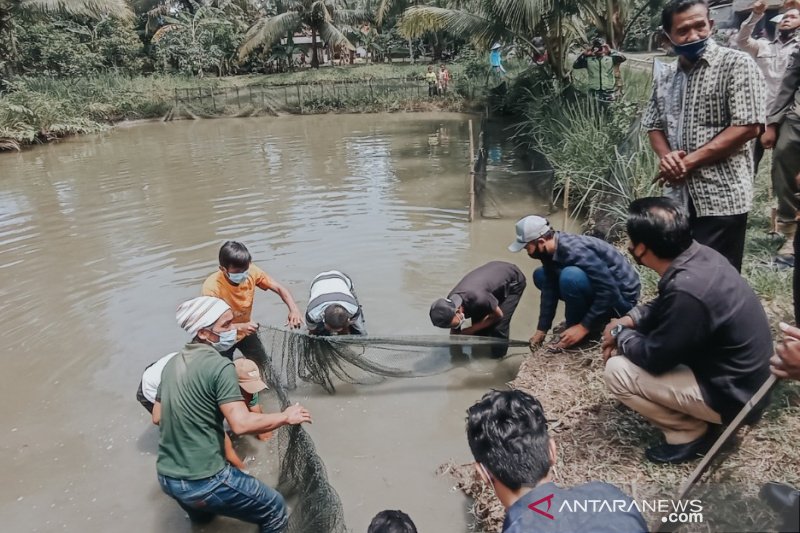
[220,401,311,436]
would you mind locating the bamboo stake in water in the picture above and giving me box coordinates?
[468,119,475,222]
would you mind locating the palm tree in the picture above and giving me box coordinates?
[238,0,371,68]
[399,0,646,80]
[0,0,131,76]
[399,0,584,81]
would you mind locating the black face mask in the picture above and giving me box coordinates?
[628,244,646,266]
[528,243,551,260]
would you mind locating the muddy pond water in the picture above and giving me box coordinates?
[0,112,569,532]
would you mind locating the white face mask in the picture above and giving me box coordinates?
[226,270,248,284]
[210,328,237,352]
[456,316,467,329]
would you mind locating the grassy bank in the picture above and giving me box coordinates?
[0,63,478,151]
[446,80,796,531]
[444,164,796,533]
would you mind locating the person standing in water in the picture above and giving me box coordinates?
[202,241,303,367]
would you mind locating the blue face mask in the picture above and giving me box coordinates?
[226,270,248,284]
[670,36,709,62]
[210,328,237,352]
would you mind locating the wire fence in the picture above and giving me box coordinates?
[171,77,480,116]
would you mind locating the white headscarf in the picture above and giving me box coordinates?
[175,296,231,337]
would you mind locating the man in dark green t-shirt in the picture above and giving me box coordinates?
[153,296,312,531]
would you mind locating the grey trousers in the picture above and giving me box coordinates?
[773,117,800,223]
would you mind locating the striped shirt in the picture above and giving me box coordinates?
[537,233,640,332]
[642,40,766,217]
[305,270,360,330]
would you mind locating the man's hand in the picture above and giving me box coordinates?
[658,150,687,181]
[286,311,303,329]
[771,322,800,380]
[557,324,589,349]
[601,316,635,362]
[761,124,778,149]
[237,321,259,335]
[283,403,312,425]
[752,0,766,15]
[530,330,547,348]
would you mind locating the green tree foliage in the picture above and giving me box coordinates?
[152,3,241,76]
[0,0,131,76]
[16,15,142,76]
[238,0,372,68]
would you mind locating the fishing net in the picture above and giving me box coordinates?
[253,326,529,533]
[260,325,530,394]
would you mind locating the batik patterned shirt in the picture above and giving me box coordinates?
[642,40,766,217]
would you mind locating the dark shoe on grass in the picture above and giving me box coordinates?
[774,254,794,270]
[759,482,800,533]
[645,426,721,464]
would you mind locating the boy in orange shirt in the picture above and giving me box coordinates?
[202,241,303,366]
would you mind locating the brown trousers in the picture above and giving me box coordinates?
[604,356,721,444]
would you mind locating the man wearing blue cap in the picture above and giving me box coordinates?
[509,216,640,349]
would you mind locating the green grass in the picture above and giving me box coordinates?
[0,64,480,150]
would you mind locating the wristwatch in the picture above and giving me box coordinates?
[610,324,626,338]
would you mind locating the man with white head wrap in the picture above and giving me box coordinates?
[152,296,312,532]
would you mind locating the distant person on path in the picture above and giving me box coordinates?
[438,64,451,94]
[430,261,526,357]
[305,270,366,336]
[425,65,439,96]
[202,241,303,366]
[466,389,648,533]
[762,45,800,269]
[602,198,772,464]
[154,296,312,530]
[736,0,800,170]
[508,216,640,350]
[367,509,418,533]
[489,42,507,77]
[643,0,766,272]
[572,37,626,103]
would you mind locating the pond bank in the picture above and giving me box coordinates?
[0,67,478,151]
[439,161,798,533]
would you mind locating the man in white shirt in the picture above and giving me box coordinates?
[136,352,178,412]
[305,270,366,336]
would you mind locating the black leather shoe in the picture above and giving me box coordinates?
[759,482,799,533]
[645,427,720,464]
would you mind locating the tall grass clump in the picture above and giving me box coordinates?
[510,77,658,238]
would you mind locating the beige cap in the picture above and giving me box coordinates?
[234,358,268,394]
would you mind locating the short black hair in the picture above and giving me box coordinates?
[219,241,251,270]
[367,510,417,533]
[662,0,708,34]
[323,304,350,331]
[466,390,551,490]
[627,197,693,259]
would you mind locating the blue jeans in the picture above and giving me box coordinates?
[158,465,287,532]
[533,266,631,328]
